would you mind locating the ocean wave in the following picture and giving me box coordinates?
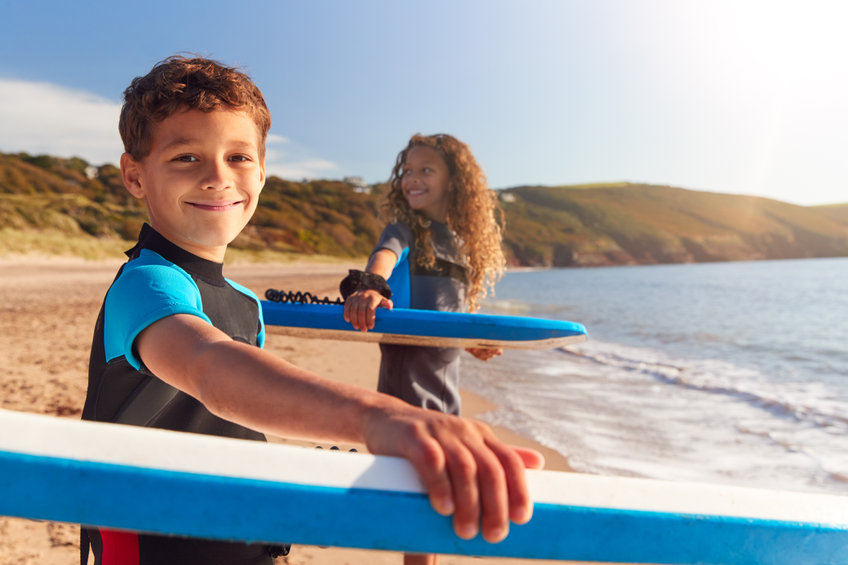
[463,343,848,494]
[570,339,848,433]
[472,260,848,493]
[480,299,534,315]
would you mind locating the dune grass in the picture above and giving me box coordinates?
[0,228,361,265]
[0,229,129,260]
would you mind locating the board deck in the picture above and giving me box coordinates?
[0,409,846,563]
[261,301,587,349]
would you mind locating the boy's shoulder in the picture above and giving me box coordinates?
[113,225,258,302]
[103,246,264,370]
[111,248,260,306]
[110,248,201,303]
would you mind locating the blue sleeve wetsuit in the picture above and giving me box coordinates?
[81,224,282,565]
[373,222,469,415]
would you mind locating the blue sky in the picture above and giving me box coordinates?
[1,0,845,206]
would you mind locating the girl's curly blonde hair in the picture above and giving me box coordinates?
[383,133,505,312]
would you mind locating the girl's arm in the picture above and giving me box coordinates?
[343,248,397,331]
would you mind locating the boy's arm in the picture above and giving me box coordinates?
[135,312,542,543]
[344,248,397,331]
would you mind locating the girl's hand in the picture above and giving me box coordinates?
[343,289,393,331]
[466,347,503,361]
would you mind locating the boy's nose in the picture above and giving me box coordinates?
[202,161,232,190]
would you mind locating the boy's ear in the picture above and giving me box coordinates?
[120,153,145,199]
[258,157,266,190]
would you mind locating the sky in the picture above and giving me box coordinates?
[0,0,846,206]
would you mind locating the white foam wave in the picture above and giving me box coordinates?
[570,340,848,434]
[462,342,848,495]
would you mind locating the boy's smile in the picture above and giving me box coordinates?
[121,108,265,262]
[401,145,451,222]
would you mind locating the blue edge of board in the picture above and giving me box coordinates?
[1,450,846,564]
[261,302,588,342]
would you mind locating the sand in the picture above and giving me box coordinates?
[0,255,583,565]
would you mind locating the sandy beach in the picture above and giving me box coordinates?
[0,255,580,565]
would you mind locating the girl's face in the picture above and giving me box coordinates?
[400,145,451,222]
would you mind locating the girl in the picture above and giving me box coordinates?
[342,133,505,417]
[342,133,506,565]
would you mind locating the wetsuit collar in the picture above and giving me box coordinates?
[125,223,226,285]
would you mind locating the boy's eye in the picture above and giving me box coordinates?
[229,154,251,163]
[173,155,198,163]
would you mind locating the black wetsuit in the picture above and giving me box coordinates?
[81,224,284,565]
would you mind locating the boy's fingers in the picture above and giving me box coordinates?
[447,433,538,541]
[429,425,519,543]
[488,441,538,526]
[468,442,511,542]
[403,435,455,518]
[371,412,535,545]
[441,439,483,540]
[403,425,485,540]
[514,446,545,470]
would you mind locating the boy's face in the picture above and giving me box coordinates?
[121,108,266,261]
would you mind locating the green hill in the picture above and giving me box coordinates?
[2,151,847,267]
[0,152,382,260]
[500,184,848,266]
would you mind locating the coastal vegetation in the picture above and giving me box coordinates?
[2,151,847,266]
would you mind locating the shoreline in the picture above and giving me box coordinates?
[0,255,577,564]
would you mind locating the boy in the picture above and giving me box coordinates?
[81,55,542,565]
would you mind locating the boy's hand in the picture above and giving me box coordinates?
[362,405,544,543]
[466,347,503,361]
[343,289,393,331]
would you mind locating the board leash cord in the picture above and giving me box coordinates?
[265,286,454,411]
[265,288,343,305]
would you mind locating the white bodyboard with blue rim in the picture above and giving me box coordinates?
[261,301,587,349]
[0,409,846,564]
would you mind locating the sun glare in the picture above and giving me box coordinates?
[696,1,848,204]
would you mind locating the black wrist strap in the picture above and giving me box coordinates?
[339,269,393,300]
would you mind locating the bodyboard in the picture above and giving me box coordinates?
[261,301,587,349]
[0,409,846,564]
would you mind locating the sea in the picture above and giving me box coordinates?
[466,256,848,495]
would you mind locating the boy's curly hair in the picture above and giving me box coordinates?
[384,134,505,312]
[119,55,271,161]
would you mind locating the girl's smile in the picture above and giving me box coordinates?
[401,145,451,222]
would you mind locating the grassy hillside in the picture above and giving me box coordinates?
[811,203,848,227]
[2,151,847,267]
[0,152,381,261]
[500,184,848,266]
